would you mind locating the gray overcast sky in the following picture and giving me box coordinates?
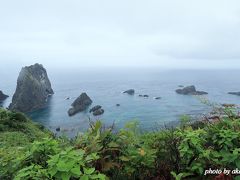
[0,0,240,69]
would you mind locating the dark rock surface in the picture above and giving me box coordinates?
[93,108,104,116]
[68,93,92,116]
[228,92,240,96]
[56,127,60,132]
[176,85,208,95]
[89,105,102,113]
[123,89,135,95]
[0,90,8,102]
[9,63,54,112]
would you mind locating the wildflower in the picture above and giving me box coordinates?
[139,148,146,156]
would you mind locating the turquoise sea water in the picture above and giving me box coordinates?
[2,68,240,137]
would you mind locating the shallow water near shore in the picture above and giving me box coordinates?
[2,68,240,137]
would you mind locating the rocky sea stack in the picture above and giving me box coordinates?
[0,90,8,102]
[9,63,54,112]
[68,93,92,116]
[176,85,208,95]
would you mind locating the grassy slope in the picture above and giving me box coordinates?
[1,107,240,180]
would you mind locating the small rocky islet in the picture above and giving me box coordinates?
[89,105,104,116]
[228,92,240,96]
[68,93,92,116]
[175,85,208,95]
[123,89,135,95]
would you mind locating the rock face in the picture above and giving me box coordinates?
[228,92,240,96]
[176,85,208,95]
[0,91,8,102]
[9,63,54,112]
[123,89,135,95]
[68,93,92,116]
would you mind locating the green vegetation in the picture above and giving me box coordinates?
[1,107,240,179]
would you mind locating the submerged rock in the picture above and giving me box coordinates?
[9,63,54,112]
[0,90,8,102]
[68,93,92,116]
[154,97,161,100]
[228,92,240,96]
[176,85,208,95]
[116,104,120,106]
[123,89,135,95]
[93,108,104,116]
[89,105,102,113]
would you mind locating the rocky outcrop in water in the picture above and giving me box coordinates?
[89,105,102,113]
[228,92,240,96]
[93,108,104,116]
[123,89,135,95]
[89,105,104,116]
[0,91,8,102]
[68,93,92,116]
[9,63,54,112]
[176,85,208,95]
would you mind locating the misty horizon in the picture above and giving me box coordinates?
[1,0,240,69]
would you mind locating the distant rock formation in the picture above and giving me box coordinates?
[0,90,8,102]
[154,97,161,100]
[9,63,54,112]
[68,93,92,116]
[123,89,135,95]
[228,92,240,96]
[176,85,208,95]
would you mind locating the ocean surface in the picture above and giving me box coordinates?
[1,68,240,137]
